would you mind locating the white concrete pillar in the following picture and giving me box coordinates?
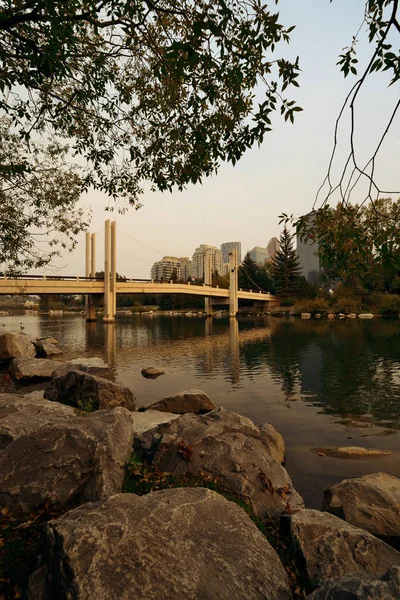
[204,254,213,317]
[91,233,96,277]
[103,219,114,323]
[229,249,238,317]
[85,233,91,279]
[85,232,97,321]
[111,220,117,319]
[85,233,96,321]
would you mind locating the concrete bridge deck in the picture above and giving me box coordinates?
[0,220,276,320]
[0,276,274,303]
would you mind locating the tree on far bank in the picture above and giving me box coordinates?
[271,228,301,299]
[295,199,400,293]
[238,252,260,291]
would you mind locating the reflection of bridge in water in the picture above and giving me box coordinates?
[97,318,272,385]
[0,220,276,321]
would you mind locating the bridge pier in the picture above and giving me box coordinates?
[253,300,270,312]
[85,232,97,322]
[228,249,238,317]
[103,220,117,323]
[204,254,213,317]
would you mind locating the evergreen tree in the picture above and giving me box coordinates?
[271,228,302,298]
[238,252,260,291]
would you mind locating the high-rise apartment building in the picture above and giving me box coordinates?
[267,237,280,259]
[249,246,269,266]
[220,242,242,265]
[192,245,222,280]
[296,214,320,284]
[179,257,192,281]
[150,256,192,281]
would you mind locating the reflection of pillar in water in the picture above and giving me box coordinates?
[104,322,117,369]
[229,318,240,384]
[86,320,97,350]
[205,317,213,337]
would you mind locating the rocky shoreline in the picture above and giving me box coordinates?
[0,331,399,599]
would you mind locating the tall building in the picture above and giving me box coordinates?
[296,214,320,284]
[192,245,222,280]
[249,246,269,266]
[150,256,190,281]
[179,257,192,281]
[267,237,280,259]
[220,242,242,265]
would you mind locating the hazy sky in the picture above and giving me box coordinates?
[47,0,399,279]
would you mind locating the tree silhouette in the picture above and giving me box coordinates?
[271,228,301,299]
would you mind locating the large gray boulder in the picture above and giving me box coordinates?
[321,472,400,541]
[44,369,136,411]
[131,410,180,436]
[287,509,400,589]
[28,488,292,600]
[307,566,400,599]
[0,407,134,514]
[138,407,304,518]
[0,393,75,449]
[9,357,63,381]
[139,388,216,414]
[34,340,63,357]
[0,332,36,362]
[52,357,111,378]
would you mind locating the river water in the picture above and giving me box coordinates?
[1,313,399,508]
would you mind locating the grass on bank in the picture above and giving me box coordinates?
[291,292,400,317]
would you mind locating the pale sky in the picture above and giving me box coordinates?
[46,0,399,279]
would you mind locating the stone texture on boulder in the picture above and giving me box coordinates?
[306,566,400,600]
[314,446,392,459]
[287,509,400,589]
[141,366,165,378]
[137,407,304,518]
[28,488,292,600]
[0,407,134,514]
[38,337,59,345]
[0,332,36,362]
[9,357,63,381]
[0,393,75,449]
[138,388,216,414]
[132,410,180,436]
[321,473,400,540]
[52,357,110,378]
[34,340,63,357]
[259,423,285,464]
[44,369,136,411]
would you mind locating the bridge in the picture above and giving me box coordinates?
[0,220,276,322]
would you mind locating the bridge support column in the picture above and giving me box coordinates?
[85,233,96,321]
[253,300,270,313]
[204,254,213,317]
[103,220,117,323]
[229,249,238,317]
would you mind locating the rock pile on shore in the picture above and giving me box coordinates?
[0,332,399,599]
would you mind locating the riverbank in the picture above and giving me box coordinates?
[0,330,399,598]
